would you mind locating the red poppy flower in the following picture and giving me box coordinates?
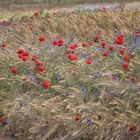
[35,61,43,66]
[86,58,92,64]
[129,124,137,133]
[22,51,29,57]
[117,39,123,45]
[101,41,106,48]
[2,41,6,48]
[18,54,23,59]
[123,62,129,69]
[39,36,46,43]
[39,66,45,72]
[70,44,78,49]
[116,35,124,45]
[68,53,78,61]
[22,56,28,62]
[32,55,38,61]
[18,49,24,54]
[94,36,99,42]
[103,52,109,57]
[53,40,58,46]
[109,45,114,51]
[82,42,87,48]
[43,80,50,88]
[119,49,125,55]
[124,55,129,61]
[75,115,81,121]
[11,68,17,74]
[58,39,64,46]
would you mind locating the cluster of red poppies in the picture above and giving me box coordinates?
[53,39,64,46]
[18,49,29,61]
[62,34,130,70]
[7,32,134,93]
[34,60,45,75]
[15,44,50,88]
[31,54,50,88]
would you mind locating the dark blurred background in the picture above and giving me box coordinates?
[0,0,137,20]
[0,0,135,5]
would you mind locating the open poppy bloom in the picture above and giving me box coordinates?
[22,56,28,62]
[18,54,23,59]
[119,48,125,55]
[68,53,78,61]
[35,61,43,67]
[32,55,38,61]
[53,40,58,46]
[94,35,99,42]
[103,52,109,57]
[2,41,6,48]
[22,51,29,57]
[86,58,92,64]
[116,35,124,45]
[39,66,45,72]
[43,81,50,88]
[124,55,130,61]
[101,41,106,48]
[123,62,129,69]
[11,68,17,74]
[129,124,137,133]
[58,39,64,46]
[18,49,24,54]
[109,45,114,51]
[39,36,46,43]
[75,115,81,121]
[69,44,78,49]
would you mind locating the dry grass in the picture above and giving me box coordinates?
[39,10,140,40]
[1,9,140,43]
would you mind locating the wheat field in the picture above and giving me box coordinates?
[0,2,140,140]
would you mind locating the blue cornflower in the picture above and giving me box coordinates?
[86,119,93,127]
